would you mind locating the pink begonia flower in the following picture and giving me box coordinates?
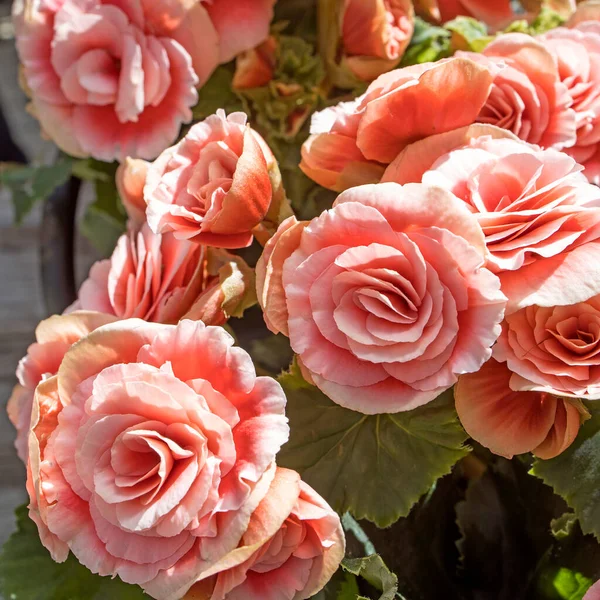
[7,311,116,463]
[145,111,278,249]
[538,23,600,183]
[494,294,600,400]
[455,358,584,460]
[585,580,600,600]
[383,130,600,314]
[202,0,276,64]
[70,223,253,325]
[169,468,344,600]
[458,34,578,150]
[27,318,289,600]
[257,182,506,414]
[341,0,414,82]
[12,0,214,161]
[300,57,494,191]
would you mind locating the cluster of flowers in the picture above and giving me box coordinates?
[9,0,600,598]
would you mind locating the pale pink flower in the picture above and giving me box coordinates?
[177,468,345,600]
[145,111,277,249]
[12,0,217,161]
[257,182,506,414]
[540,26,600,183]
[494,295,600,400]
[384,131,600,313]
[71,223,252,325]
[27,319,289,599]
[458,34,578,150]
[7,311,116,463]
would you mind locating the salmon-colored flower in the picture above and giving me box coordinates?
[539,26,600,183]
[494,295,600,399]
[257,182,506,414]
[232,37,277,90]
[384,131,600,313]
[584,579,600,600]
[7,311,116,463]
[179,468,345,600]
[300,57,494,191]
[455,358,585,459]
[341,0,414,82]
[145,110,277,249]
[71,223,253,326]
[116,158,150,226]
[27,318,289,599]
[459,34,578,150]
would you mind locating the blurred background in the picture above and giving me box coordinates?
[0,0,97,549]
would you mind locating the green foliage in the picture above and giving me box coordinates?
[0,505,146,599]
[505,7,565,36]
[239,34,325,143]
[77,160,126,256]
[444,17,492,52]
[532,408,600,541]
[277,363,469,527]
[552,513,579,541]
[342,555,399,600]
[536,567,593,600]
[401,17,452,66]
[0,157,74,224]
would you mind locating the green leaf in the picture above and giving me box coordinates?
[0,158,73,224]
[552,513,579,541]
[536,567,593,600]
[401,17,451,66]
[504,7,565,36]
[0,505,146,599]
[192,65,245,121]
[444,16,488,51]
[532,409,600,541]
[80,161,126,257]
[277,364,469,526]
[342,555,398,600]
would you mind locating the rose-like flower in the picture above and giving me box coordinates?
[145,110,278,249]
[71,223,254,325]
[257,182,506,414]
[202,0,276,64]
[232,37,277,90]
[455,358,586,460]
[7,311,116,462]
[27,318,289,599]
[179,468,345,600]
[12,0,216,161]
[341,0,414,82]
[300,57,494,191]
[567,0,600,30]
[458,34,577,150]
[116,158,150,226]
[585,580,600,600]
[539,26,600,183]
[494,294,600,399]
[383,129,600,312]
